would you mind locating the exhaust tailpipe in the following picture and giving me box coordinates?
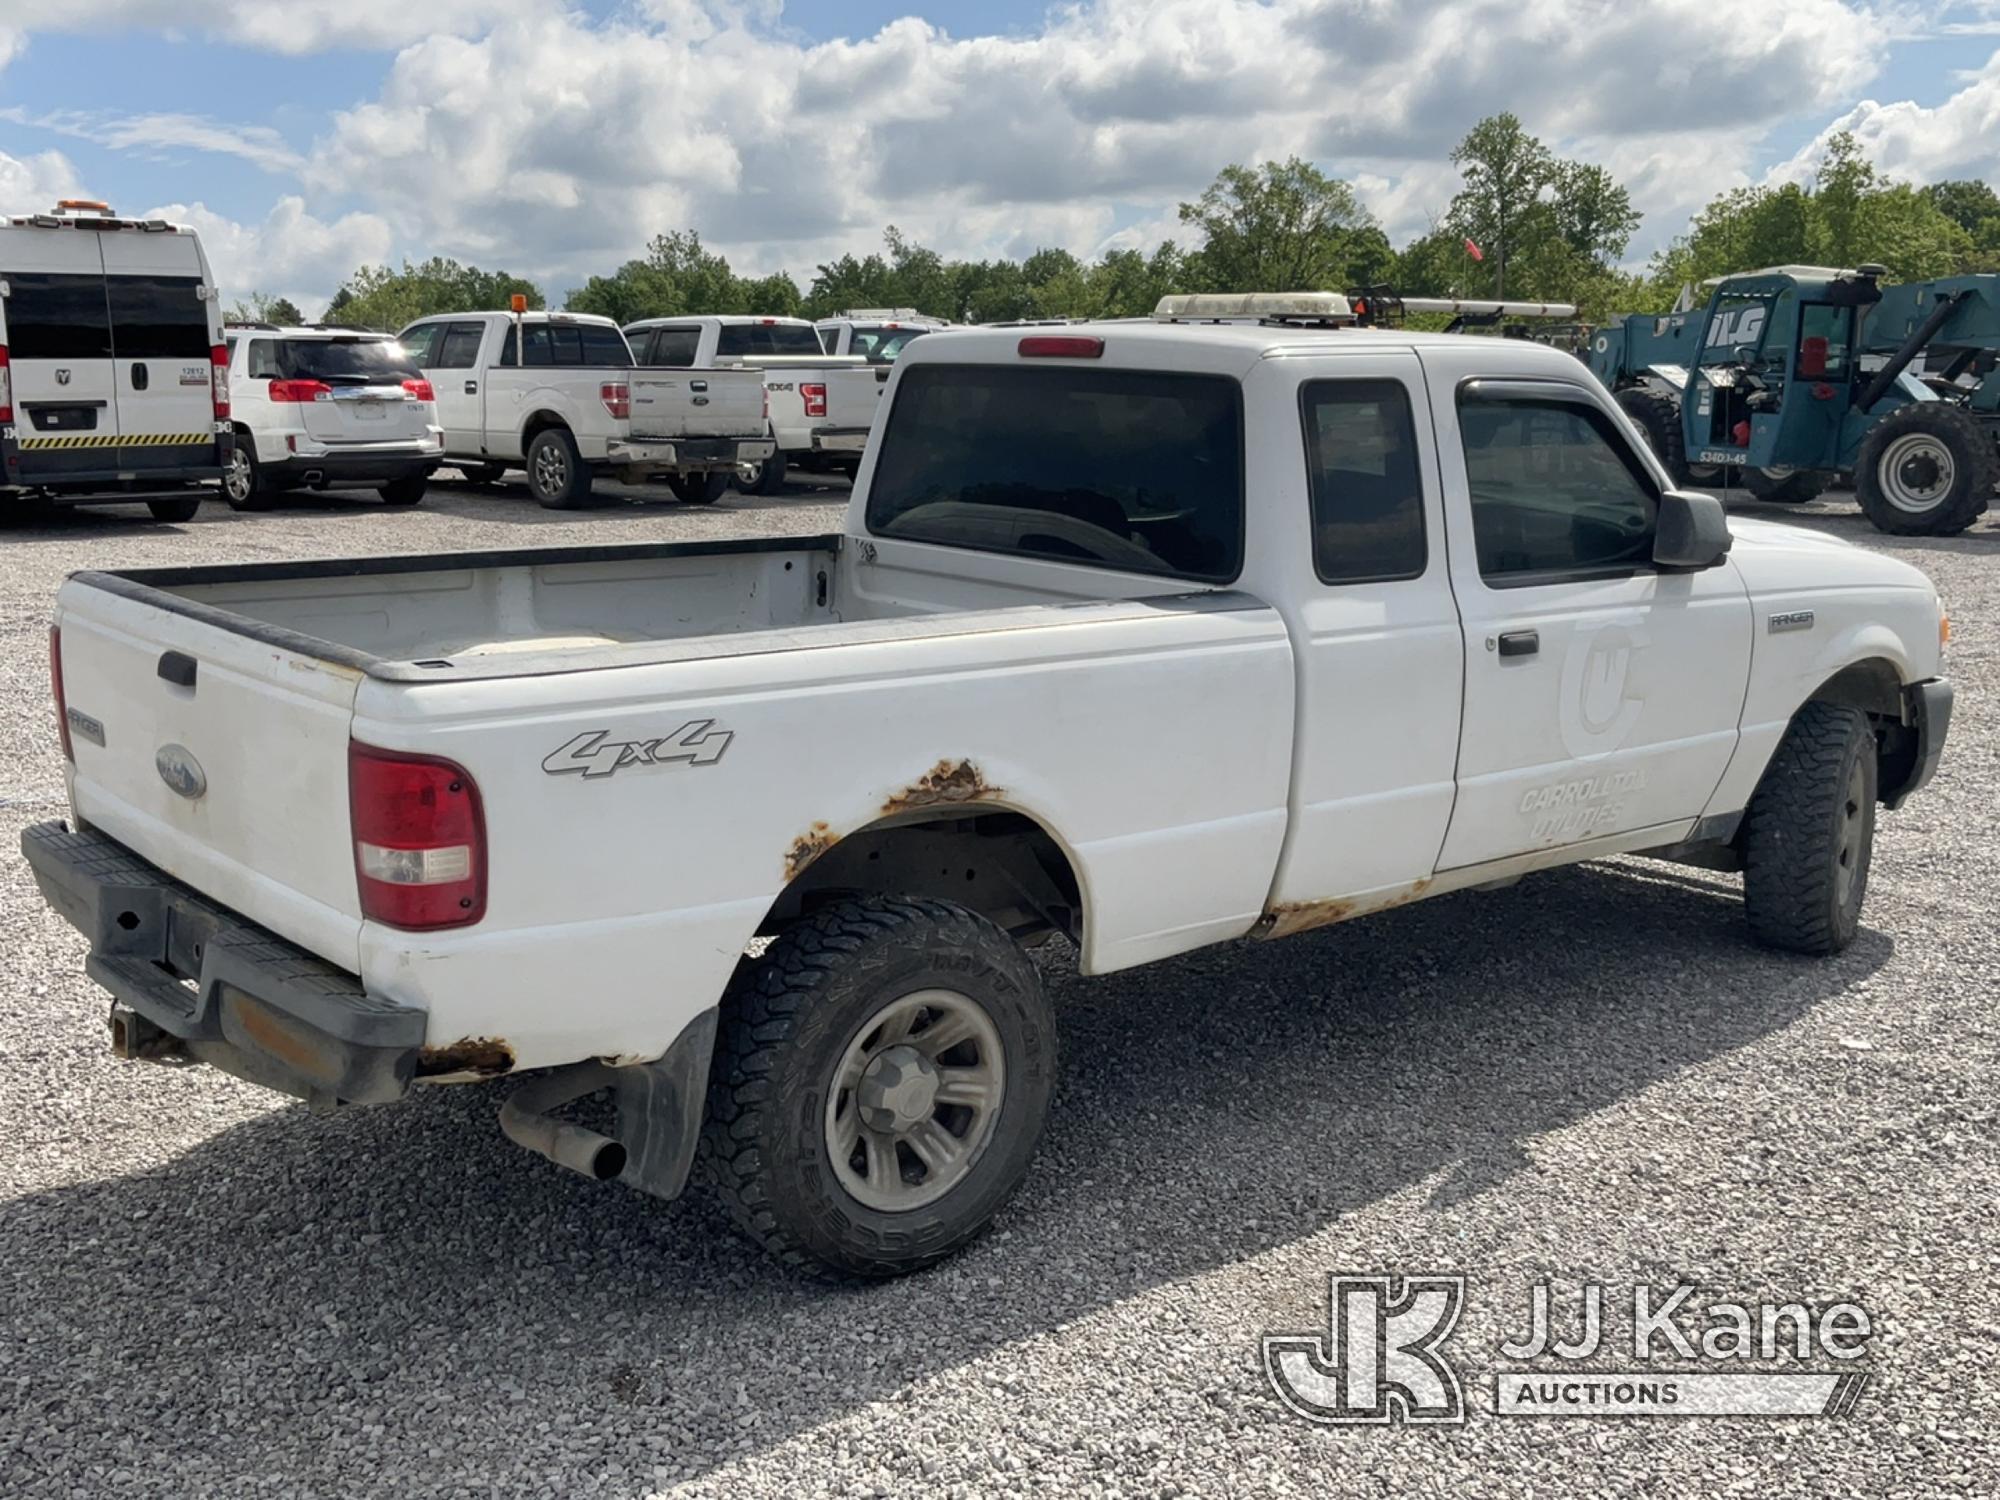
[498,1062,628,1181]
[301,470,325,487]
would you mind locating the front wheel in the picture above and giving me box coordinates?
[525,428,592,509]
[377,474,428,507]
[666,471,728,504]
[1854,403,1995,535]
[1742,701,1877,954]
[701,896,1058,1277]
[147,494,203,523]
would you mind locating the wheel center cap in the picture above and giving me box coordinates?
[1901,455,1942,491]
[856,1045,940,1133]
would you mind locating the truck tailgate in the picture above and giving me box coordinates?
[54,578,364,970]
[628,368,766,439]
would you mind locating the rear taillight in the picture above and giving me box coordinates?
[268,379,332,403]
[600,381,630,420]
[0,345,12,424]
[50,625,71,762]
[349,742,486,930]
[801,382,827,418]
[402,378,436,402]
[210,343,230,420]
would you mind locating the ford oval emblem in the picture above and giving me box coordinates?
[156,744,207,801]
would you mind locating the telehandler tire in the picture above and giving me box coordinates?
[1615,387,1690,487]
[1854,404,1994,536]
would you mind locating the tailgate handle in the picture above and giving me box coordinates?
[690,379,708,392]
[157,651,198,688]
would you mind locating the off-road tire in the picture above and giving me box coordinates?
[1742,467,1828,505]
[147,494,203,523]
[1854,403,1995,536]
[1742,701,1877,955]
[377,474,428,506]
[739,450,788,496]
[526,427,592,509]
[667,471,728,504]
[700,895,1058,1278]
[1616,387,1690,487]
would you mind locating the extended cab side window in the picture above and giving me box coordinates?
[1458,392,1658,585]
[1301,379,1426,583]
[651,328,700,367]
[433,322,484,369]
[498,325,553,367]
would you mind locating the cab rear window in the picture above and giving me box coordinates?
[866,364,1244,582]
[715,323,824,358]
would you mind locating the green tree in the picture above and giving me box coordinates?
[1178,157,1380,292]
[325,259,543,332]
[226,292,305,325]
[1444,113,1556,297]
[564,231,802,322]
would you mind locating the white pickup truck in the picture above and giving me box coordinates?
[623,314,883,492]
[395,311,773,507]
[27,304,1953,1279]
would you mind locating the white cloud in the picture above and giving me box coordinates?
[292,0,1893,291]
[0,0,552,55]
[0,146,87,207]
[144,196,394,315]
[2,110,304,173]
[1771,49,2000,185]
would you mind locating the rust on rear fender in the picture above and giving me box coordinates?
[786,821,838,880]
[882,759,1001,817]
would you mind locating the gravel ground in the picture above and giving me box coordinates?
[0,475,1995,1498]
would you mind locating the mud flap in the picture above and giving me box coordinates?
[613,1006,719,1202]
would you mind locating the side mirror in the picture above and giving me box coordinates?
[1654,490,1732,571]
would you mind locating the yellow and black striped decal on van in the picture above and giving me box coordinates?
[17,433,214,449]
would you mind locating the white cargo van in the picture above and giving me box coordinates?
[0,201,228,522]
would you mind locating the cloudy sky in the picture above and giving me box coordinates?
[0,0,1996,311]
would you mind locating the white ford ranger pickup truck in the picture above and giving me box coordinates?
[26,304,1953,1277]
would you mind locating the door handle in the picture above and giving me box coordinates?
[130,363,149,391]
[464,380,478,395]
[1497,629,1540,658]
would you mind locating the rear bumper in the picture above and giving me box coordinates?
[1,429,228,501]
[606,436,774,470]
[1883,677,1953,810]
[811,427,870,454]
[267,449,441,486]
[22,821,423,1106]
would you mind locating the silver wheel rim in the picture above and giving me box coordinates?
[824,987,1006,1213]
[1878,434,1953,514]
[1835,757,1867,908]
[533,443,567,495]
[224,448,251,503]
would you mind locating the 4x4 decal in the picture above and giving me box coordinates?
[542,721,733,779]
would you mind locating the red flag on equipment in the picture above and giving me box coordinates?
[1464,238,1485,262]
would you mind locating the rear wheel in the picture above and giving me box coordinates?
[1615,387,1690,486]
[1854,404,1995,536]
[526,428,592,509]
[701,895,1058,1277]
[737,450,788,496]
[377,474,428,507]
[667,471,728,504]
[1742,702,1877,955]
[1742,466,1829,505]
[147,494,202,523]
[457,463,506,486]
[222,441,271,512]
